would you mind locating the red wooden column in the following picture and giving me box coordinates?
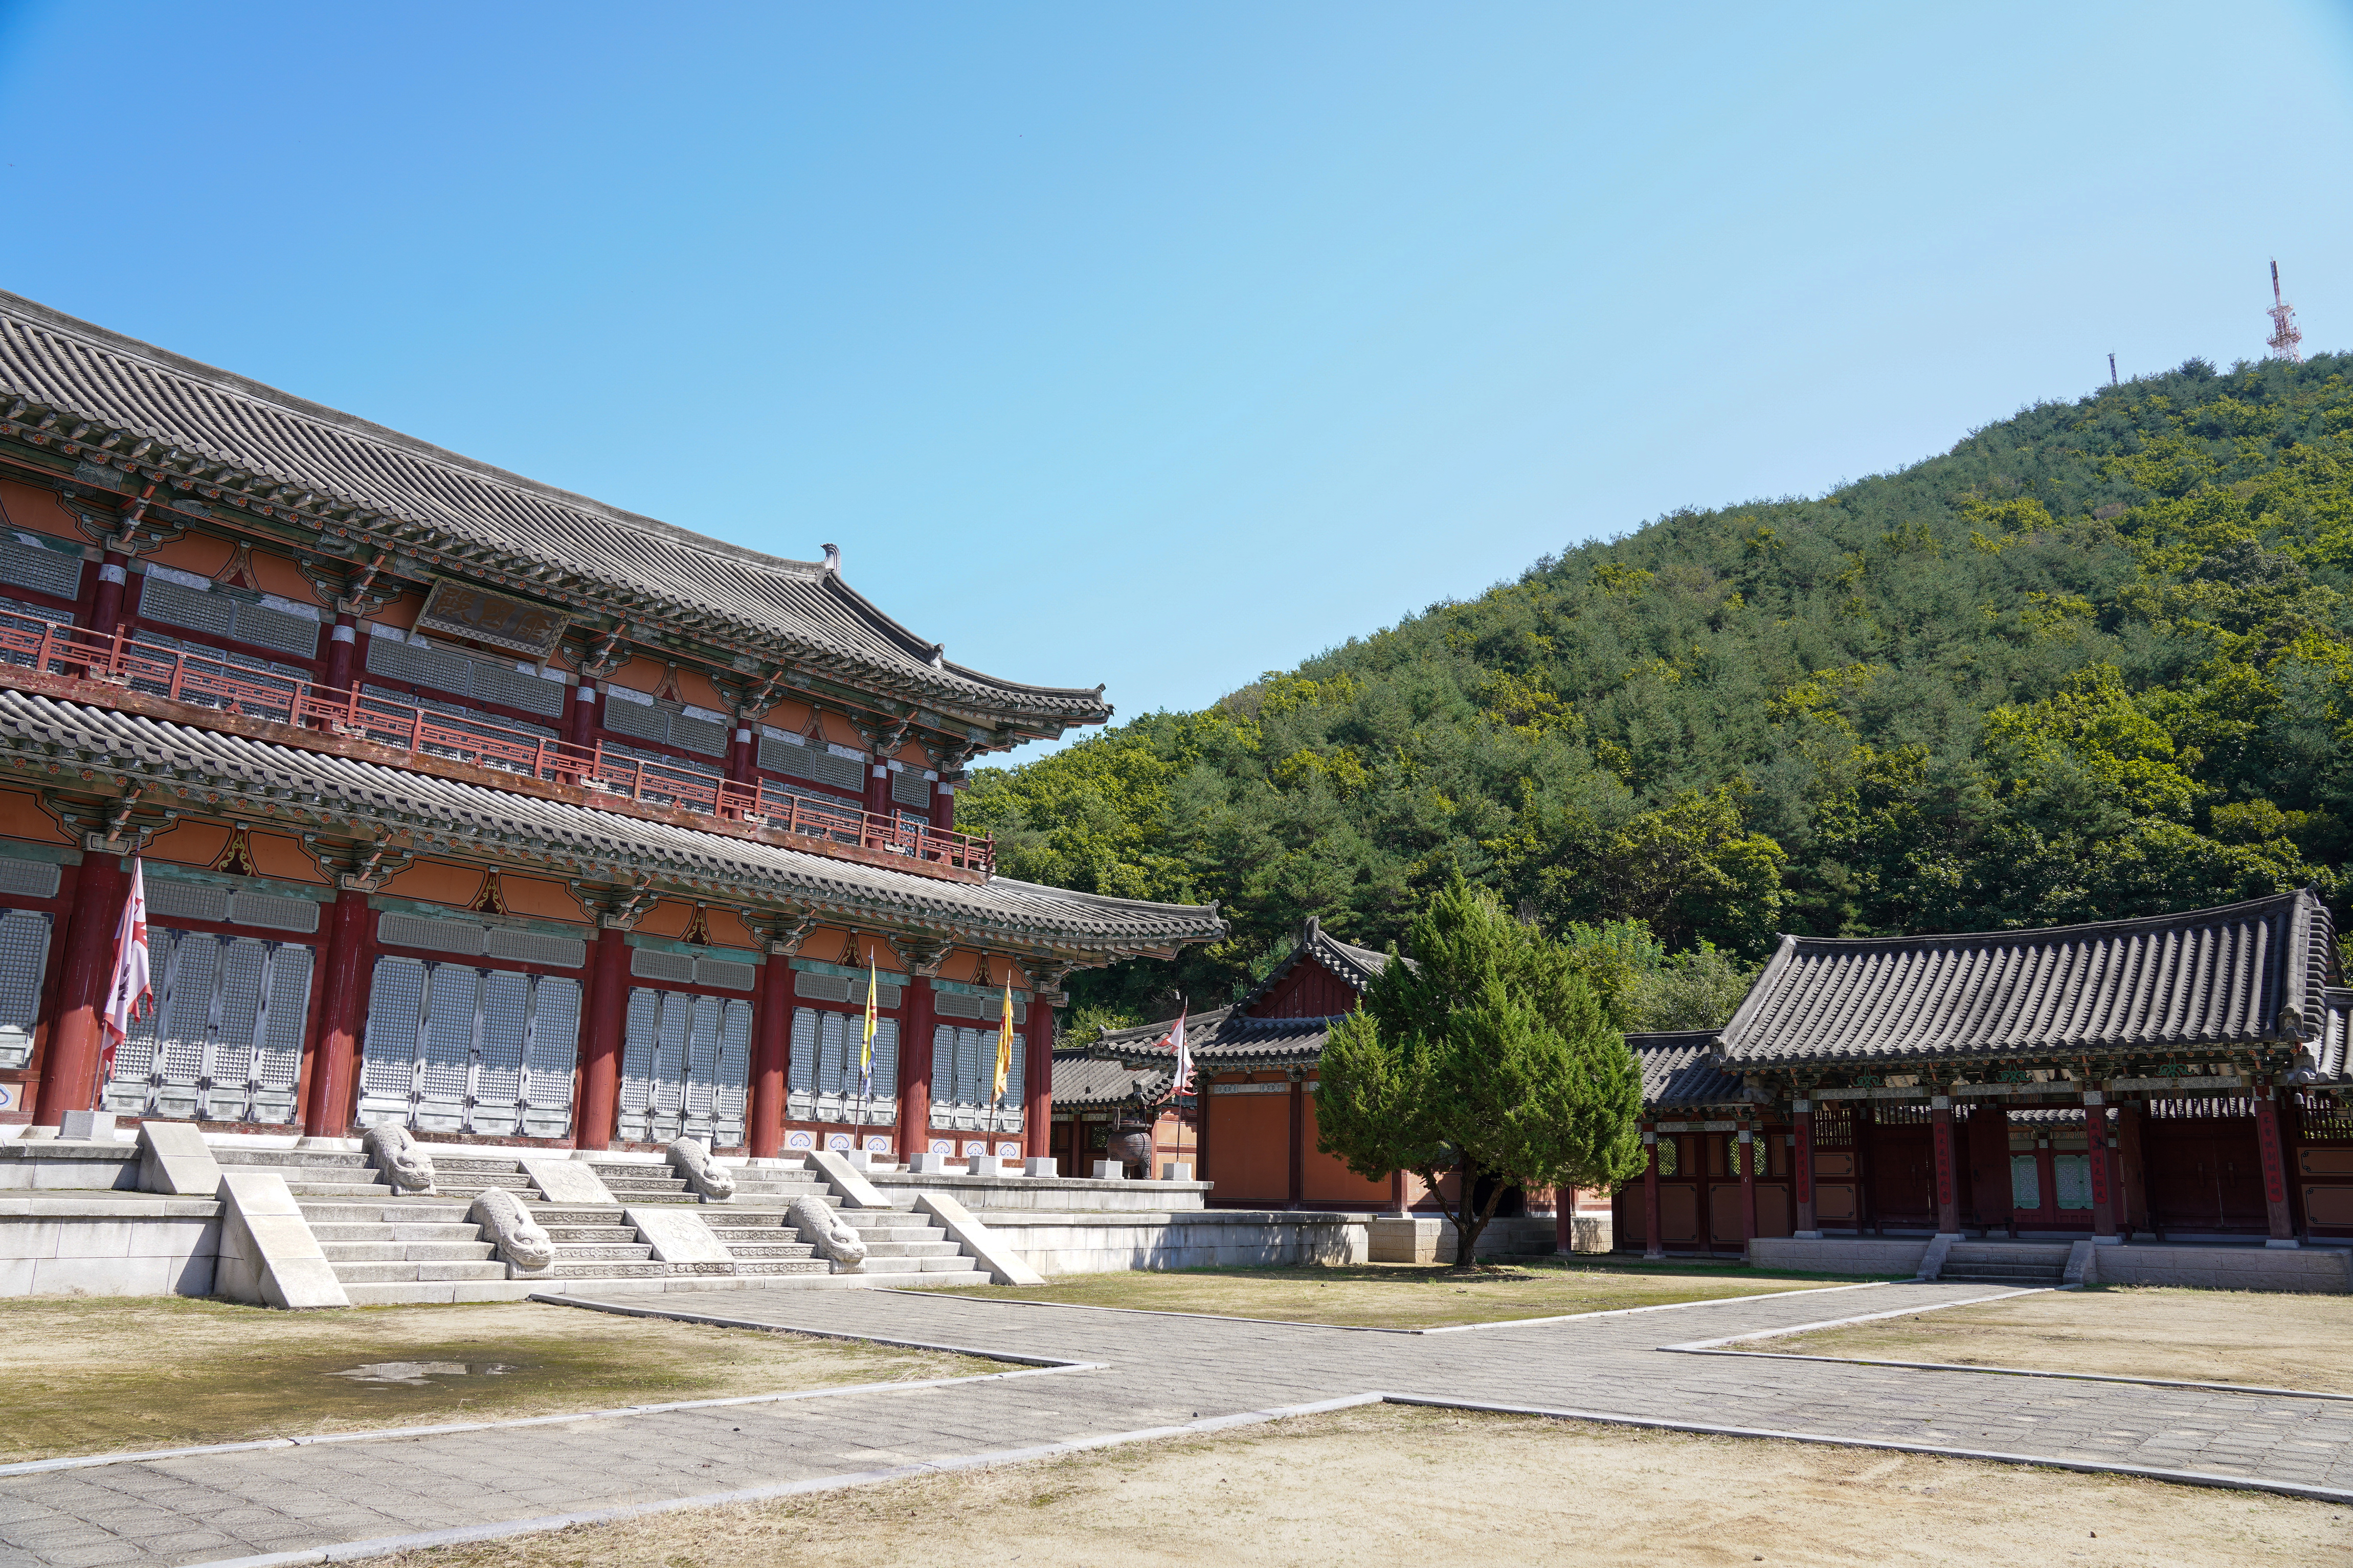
[1641,1125,1664,1260]
[299,885,374,1138]
[1792,1096,1819,1238]
[88,549,130,635]
[895,962,938,1160]
[1931,1092,1962,1236]
[324,611,358,694]
[575,921,631,1151]
[2083,1089,2118,1242]
[1737,1122,1758,1256]
[30,845,128,1127]
[748,938,791,1159]
[930,779,956,834]
[1022,973,1060,1163]
[1286,1073,1306,1210]
[2254,1085,2298,1246]
[865,759,892,822]
[570,683,599,749]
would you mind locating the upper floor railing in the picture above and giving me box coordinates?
[0,620,994,878]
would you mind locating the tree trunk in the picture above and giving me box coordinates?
[1450,1164,1510,1267]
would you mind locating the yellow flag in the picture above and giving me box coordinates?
[860,958,877,1097]
[993,980,1015,1103]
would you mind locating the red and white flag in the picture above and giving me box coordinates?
[1161,1006,1192,1099]
[100,858,152,1073]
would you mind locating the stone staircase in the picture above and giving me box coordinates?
[217,1144,988,1303]
[1937,1242,2071,1287]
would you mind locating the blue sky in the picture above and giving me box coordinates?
[2,3,2349,766]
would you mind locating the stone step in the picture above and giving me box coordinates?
[297,1201,472,1224]
[730,1260,830,1276]
[860,1255,980,1275]
[721,1242,820,1260]
[333,1260,510,1284]
[521,1205,626,1225]
[860,1240,963,1259]
[214,1149,372,1170]
[320,1240,497,1264]
[284,1180,397,1198]
[1942,1265,2065,1283]
[1946,1247,2071,1261]
[548,1243,657,1262]
[309,1222,484,1243]
[541,1260,670,1279]
[543,1225,642,1244]
[427,1156,534,1174]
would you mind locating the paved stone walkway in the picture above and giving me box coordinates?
[4,1280,2350,1566]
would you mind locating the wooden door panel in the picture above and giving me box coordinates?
[1660,1185,1698,1242]
[1816,1183,1856,1223]
[1709,1185,1744,1242]
[1756,1184,1792,1238]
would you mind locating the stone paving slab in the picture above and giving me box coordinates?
[2,1281,2349,1566]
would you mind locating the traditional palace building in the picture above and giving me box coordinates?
[0,291,1223,1158]
[1104,894,2353,1257]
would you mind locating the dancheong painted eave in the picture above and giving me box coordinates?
[1716,889,2337,1070]
[0,688,1221,956]
[0,290,1109,737]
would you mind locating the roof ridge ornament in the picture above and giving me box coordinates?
[821,542,840,576]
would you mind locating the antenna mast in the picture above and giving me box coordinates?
[2268,260,2303,363]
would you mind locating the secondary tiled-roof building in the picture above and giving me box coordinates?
[0,290,1223,1160]
[1617,891,2353,1256]
[1047,1048,1195,1178]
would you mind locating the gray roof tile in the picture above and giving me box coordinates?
[0,689,1221,950]
[1051,1050,1178,1108]
[1718,891,2335,1069]
[0,291,1108,730]
[1627,1030,1749,1110]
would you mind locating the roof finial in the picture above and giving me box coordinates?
[820,542,840,575]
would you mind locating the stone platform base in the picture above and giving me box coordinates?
[974,1209,1369,1275]
[1746,1237,1931,1276]
[1366,1216,1565,1265]
[2083,1243,2351,1293]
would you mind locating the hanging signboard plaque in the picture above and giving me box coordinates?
[414,579,569,659]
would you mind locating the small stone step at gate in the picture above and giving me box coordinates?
[582,1161,697,1203]
[1939,1243,2070,1286]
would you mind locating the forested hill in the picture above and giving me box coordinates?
[962,354,2353,1026]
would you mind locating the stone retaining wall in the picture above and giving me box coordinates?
[870,1171,1210,1213]
[0,1195,221,1295]
[971,1210,1368,1275]
[2085,1244,2352,1293]
[1747,1237,1931,1276]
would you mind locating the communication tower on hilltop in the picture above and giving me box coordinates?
[2268,260,2303,363]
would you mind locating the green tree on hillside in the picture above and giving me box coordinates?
[1314,879,1646,1267]
[973,355,2353,1019]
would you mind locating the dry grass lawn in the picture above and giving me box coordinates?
[932,1258,1866,1328]
[385,1403,2349,1568]
[1764,1286,2353,1393]
[0,1297,987,1463]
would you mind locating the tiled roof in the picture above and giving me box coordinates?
[1627,1030,1751,1110]
[2302,987,2353,1084]
[0,689,1222,952]
[0,291,1108,733]
[1092,1005,1335,1071]
[1718,891,2335,1070]
[1051,1050,1176,1109]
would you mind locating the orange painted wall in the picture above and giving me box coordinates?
[146,822,233,869]
[0,790,69,845]
[0,479,85,544]
[246,550,326,606]
[501,874,588,923]
[145,534,233,578]
[248,832,327,884]
[751,697,814,734]
[1206,1084,1290,1204]
[606,656,667,697]
[1300,1088,1391,1207]
[382,858,486,907]
[368,592,423,634]
[633,899,695,939]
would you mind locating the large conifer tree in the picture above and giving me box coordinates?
[1316,877,1646,1267]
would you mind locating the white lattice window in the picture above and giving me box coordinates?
[617,986,751,1147]
[104,928,311,1124]
[786,1007,898,1127]
[927,1023,1023,1133]
[0,909,53,1070]
[356,955,579,1137]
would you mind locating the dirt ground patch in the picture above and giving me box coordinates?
[1764,1286,2353,1393]
[932,1259,1865,1328]
[388,1402,2348,1567]
[0,1297,987,1463]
